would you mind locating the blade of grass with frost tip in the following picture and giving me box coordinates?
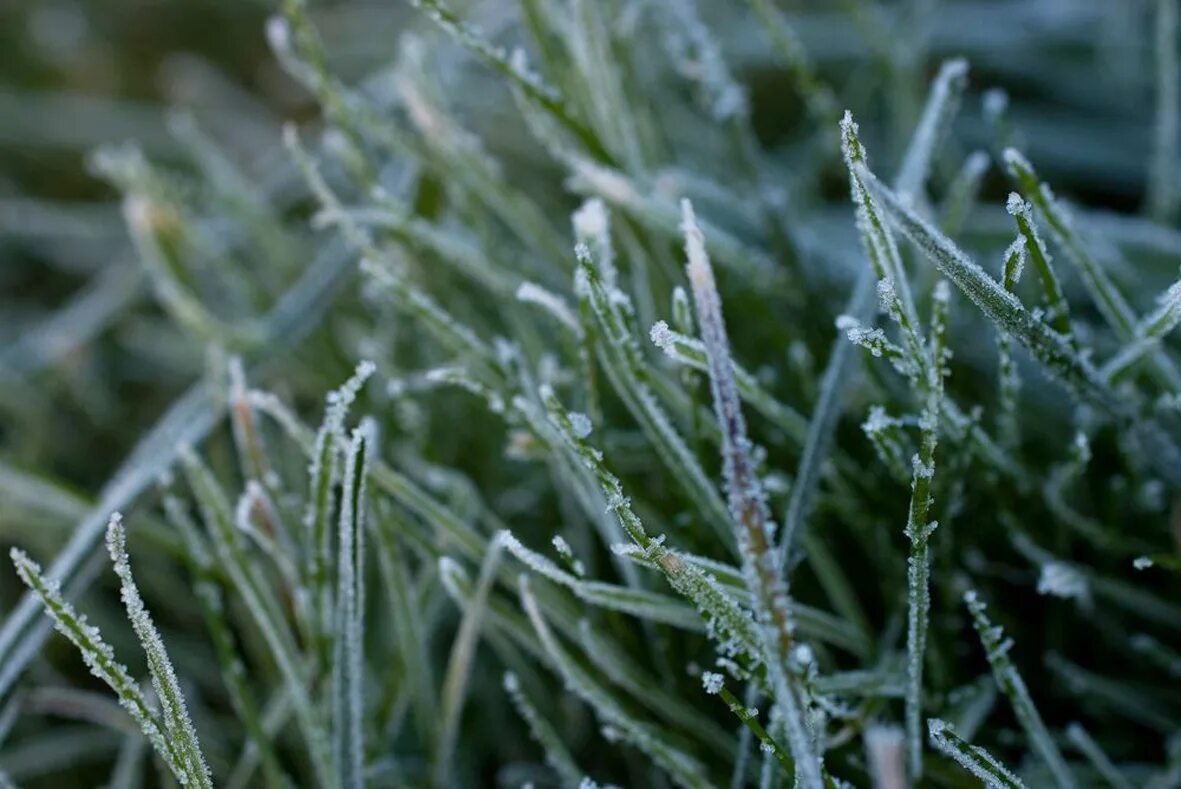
[574,243,736,548]
[501,531,703,630]
[703,676,792,775]
[904,280,948,782]
[435,540,504,785]
[105,515,211,788]
[854,160,1121,413]
[839,113,924,366]
[681,199,823,788]
[1065,723,1132,789]
[181,452,335,788]
[928,719,1026,789]
[518,575,711,789]
[333,427,369,789]
[0,240,352,702]
[8,550,183,780]
[539,386,762,664]
[309,362,375,662]
[408,0,610,162]
[1151,0,1180,222]
[502,672,584,788]
[894,59,969,204]
[995,238,1026,450]
[162,491,287,789]
[1006,192,1073,341]
[1001,148,1167,370]
[964,591,1074,788]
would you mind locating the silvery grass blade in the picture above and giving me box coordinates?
[9,545,186,783]
[308,361,374,663]
[964,591,1074,788]
[105,514,212,788]
[680,198,824,788]
[332,426,370,789]
[928,719,1026,789]
[903,281,949,782]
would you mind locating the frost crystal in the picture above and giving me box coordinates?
[649,320,675,350]
[1134,556,1154,570]
[701,671,724,695]
[1036,562,1090,603]
[567,411,593,439]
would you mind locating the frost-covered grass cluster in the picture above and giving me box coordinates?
[2,0,1181,786]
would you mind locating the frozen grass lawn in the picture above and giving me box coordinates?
[2,0,1181,786]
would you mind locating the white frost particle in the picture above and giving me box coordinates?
[567,411,593,439]
[649,320,675,350]
[982,88,1008,120]
[1036,562,1089,602]
[1134,556,1154,570]
[573,197,609,240]
[552,535,572,556]
[760,741,775,754]
[265,15,291,55]
[835,314,859,331]
[1005,192,1027,217]
[701,671,724,695]
[503,672,520,692]
[911,454,935,479]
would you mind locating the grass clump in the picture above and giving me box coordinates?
[1,0,1181,786]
